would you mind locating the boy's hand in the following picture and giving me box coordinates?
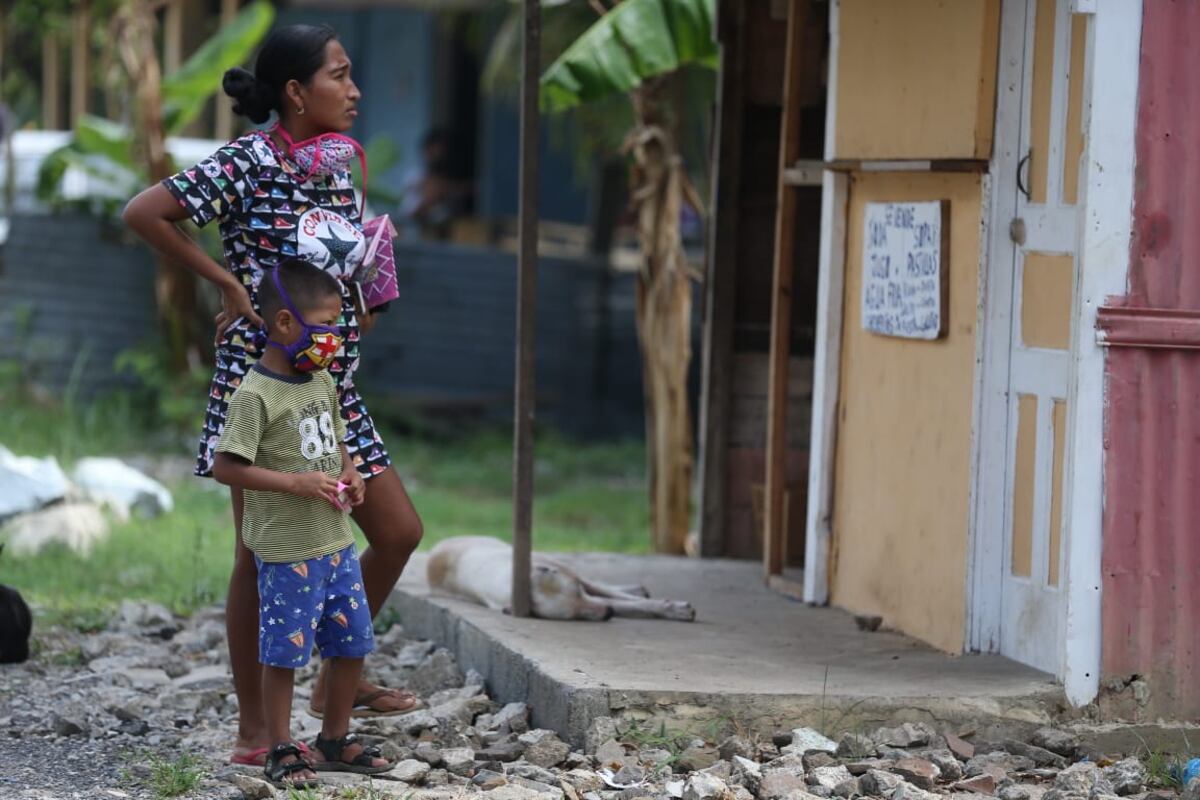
[291,471,340,501]
[339,466,366,507]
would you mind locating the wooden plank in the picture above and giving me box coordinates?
[70,3,90,129]
[803,0,844,604]
[764,0,809,580]
[968,0,1027,654]
[834,0,1001,160]
[698,0,747,557]
[782,159,824,186]
[826,159,989,173]
[803,169,848,605]
[164,0,184,75]
[43,32,62,130]
[510,0,540,618]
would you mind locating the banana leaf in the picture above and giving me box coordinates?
[161,0,275,134]
[540,0,717,113]
[36,116,141,204]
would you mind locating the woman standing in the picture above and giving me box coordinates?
[123,24,423,766]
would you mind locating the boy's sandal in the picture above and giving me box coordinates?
[263,742,320,789]
[311,732,394,774]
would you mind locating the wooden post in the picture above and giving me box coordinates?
[164,0,184,75]
[697,0,747,558]
[511,0,540,618]
[43,32,62,129]
[70,2,90,128]
[763,0,808,580]
[215,0,239,140]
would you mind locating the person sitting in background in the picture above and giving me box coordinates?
[401,128,472,240]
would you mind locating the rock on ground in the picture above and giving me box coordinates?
[0,604,1171,800]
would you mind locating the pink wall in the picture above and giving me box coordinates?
[1099,0,1200,720]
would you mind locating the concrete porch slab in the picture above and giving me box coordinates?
[390,552,1064,748]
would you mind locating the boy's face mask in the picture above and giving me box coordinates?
[266,266,343,372]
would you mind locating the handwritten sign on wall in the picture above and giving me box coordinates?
[861,201,948,340]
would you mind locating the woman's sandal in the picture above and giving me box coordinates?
[309,687,425,719]
[310,731,395,775]
[263,742,320,789]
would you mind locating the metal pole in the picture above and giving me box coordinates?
[511,0,540,618]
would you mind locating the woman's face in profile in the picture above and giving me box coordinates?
[298,39,361,134]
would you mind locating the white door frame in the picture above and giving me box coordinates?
[1058,0,1140,706]
[803,0,844,605]
[968,0,1028,657]
[969,0,1141,705]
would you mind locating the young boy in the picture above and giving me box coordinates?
[212,259,392,789]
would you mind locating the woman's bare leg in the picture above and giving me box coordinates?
[354,467,424,615]
[228,487,269,758]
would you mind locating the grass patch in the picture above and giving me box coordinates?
[334,785,398,800]
[285,788,322,800]
[1,416,650,628]
[3,482,234,629]
[1144,750,1181,789]
[146,753,205,798]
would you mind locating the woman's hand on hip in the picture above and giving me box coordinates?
[356,308,377,336]
[215,280,265,344]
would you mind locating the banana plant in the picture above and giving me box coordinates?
[539,0,716,112]
[506,0,718,554]
[37,0,274,373]
[37,0,274,211]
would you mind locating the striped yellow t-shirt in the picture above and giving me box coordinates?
[216,365,352,563]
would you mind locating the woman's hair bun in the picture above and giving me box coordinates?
[222,67,275,124]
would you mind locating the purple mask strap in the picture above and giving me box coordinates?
[270,265,309,323]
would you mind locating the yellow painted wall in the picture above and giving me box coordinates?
[835,0,1001,160]
[831,171,982,653]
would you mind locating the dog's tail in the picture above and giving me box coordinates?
[426,543,451,589]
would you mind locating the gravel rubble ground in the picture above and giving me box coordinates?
[0,601,1188,800]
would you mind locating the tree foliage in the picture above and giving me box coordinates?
[539,0,716,112]
[35,1,275,213]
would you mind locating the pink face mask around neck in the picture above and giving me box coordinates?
[266,123,368,210]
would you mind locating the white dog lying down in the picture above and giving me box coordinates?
[427,536,696,622]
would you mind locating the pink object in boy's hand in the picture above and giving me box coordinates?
[328,481,351,511]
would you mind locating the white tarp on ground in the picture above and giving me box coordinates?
[0,448,173,554]
[72,457,174,520]
[0,445,70,519]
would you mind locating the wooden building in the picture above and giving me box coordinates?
[698,0,1151,713]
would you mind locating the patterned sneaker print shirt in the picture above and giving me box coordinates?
[162,130,392,482]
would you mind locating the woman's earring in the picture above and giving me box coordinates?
[297,106,306,116]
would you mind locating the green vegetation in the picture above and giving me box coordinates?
[146,753,205,799]
[0,383,650,631]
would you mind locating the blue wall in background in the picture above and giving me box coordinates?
[273,7,436,199]
[275,6,592,227]
[0,215,704,441]
[476,98,592,226]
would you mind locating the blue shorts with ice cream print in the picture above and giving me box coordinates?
[255,544,375,668]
